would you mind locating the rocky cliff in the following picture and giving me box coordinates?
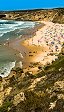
[0,8,64,23]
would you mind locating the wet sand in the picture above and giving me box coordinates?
[9,21,64,74]
[9,22,45,69]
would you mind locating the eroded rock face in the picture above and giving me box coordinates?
[54,81,64,90]
[13,92,26,106]
[0,87,12,107]
[0,14,6,18]
[0,8,64,23]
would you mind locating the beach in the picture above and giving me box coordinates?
[0,20,39,77]
[0,7,64,112]
[0,20,64,76]
[9,21,64,74]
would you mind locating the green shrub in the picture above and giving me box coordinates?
[0,100,12,112]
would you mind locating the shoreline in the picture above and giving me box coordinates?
[1,20,64,77]
[0,21,45,78]
[10,21,64,75]
[9,22,45,70]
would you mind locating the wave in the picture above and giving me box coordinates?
[0,20,24,37]
[0,61,16,77]
[0,20,35,38]
[0,20,36,77]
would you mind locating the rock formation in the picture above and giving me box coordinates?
[0,8,64,23]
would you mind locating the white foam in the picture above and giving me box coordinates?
[0,61,16,77]
[0,20,8,22]
[0,20,25,37]
[0,20,35,37]
[0,33,3,37]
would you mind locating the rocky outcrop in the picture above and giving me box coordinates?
[0,8,64,23]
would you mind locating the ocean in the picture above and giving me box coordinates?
[0,20,36,77]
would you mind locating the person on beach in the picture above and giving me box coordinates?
[7,42,9,46]
[32,38,33,45]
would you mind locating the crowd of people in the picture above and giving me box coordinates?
[31,22,64,54]
[24,21,64,65]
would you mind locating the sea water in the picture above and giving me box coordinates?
[0,20,36,77]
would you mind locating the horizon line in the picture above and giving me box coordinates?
[0,7,64,11]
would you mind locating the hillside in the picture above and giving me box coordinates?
[0,8,64,23]
[0,47,64,112]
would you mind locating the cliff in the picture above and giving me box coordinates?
[0,8,64,23]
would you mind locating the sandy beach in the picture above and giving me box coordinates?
[9,21,64,74]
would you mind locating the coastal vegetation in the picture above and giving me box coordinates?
[0,49,64,112]
[0,8,64,112]
[0,8,64,23]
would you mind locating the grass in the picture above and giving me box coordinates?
[34,54,64,92]
[0,99,12,112]
[44,54,64,74]
[0,53,64,112]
